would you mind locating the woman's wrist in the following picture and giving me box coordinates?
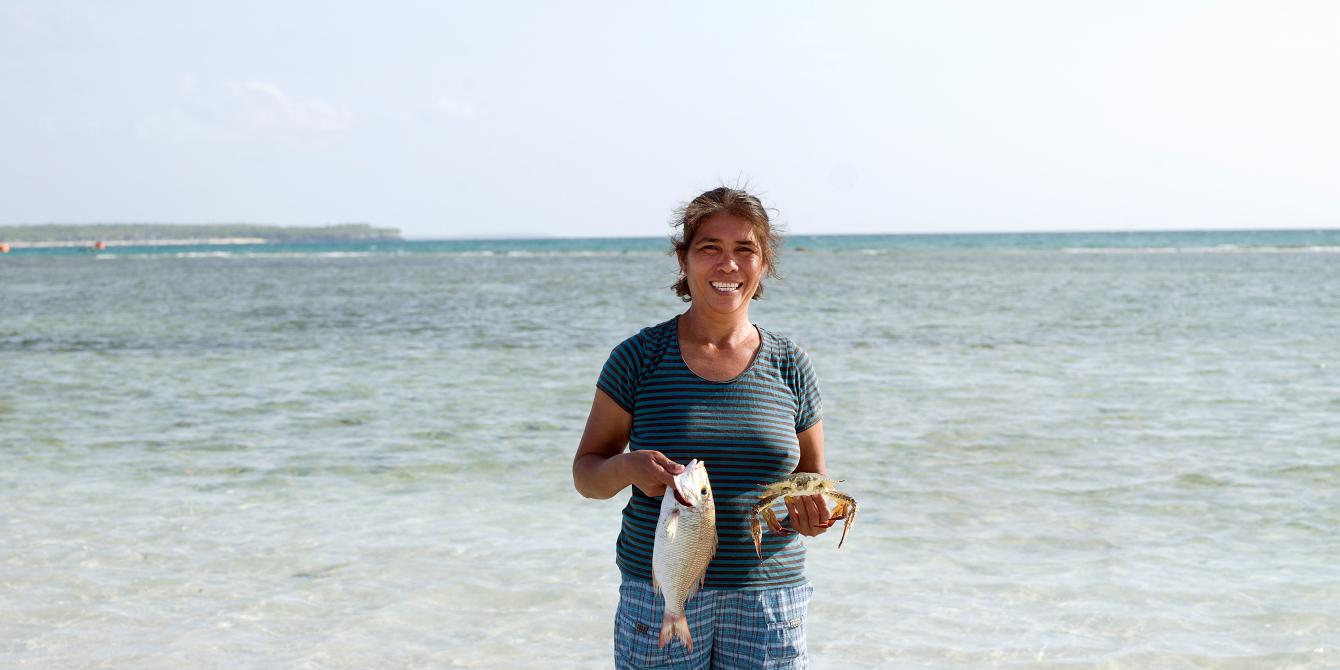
[607,452,631,489]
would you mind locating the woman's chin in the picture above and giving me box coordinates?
[693,293,750,316]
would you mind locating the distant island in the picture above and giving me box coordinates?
[0,223,401,248]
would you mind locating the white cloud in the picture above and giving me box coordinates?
[227,81,353,134]
[433,97,480,120]
[143,77,352,145]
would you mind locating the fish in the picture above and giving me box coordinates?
[651,458,717,651]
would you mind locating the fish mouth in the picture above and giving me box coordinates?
[671,459,700,507]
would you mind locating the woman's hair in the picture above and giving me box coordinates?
[670,187,783,301]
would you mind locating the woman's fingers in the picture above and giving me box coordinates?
[655,453,684,485]
[657,453,685,474]
[784,497,805,533]
[629,451,684,497]
[785,494,830,536]
[805,494,829,535]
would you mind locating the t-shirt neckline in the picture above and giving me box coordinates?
[672,314,764,384]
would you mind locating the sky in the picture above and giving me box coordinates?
[2,1,1338,238]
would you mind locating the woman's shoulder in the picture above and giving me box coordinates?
[755,325,813,363]
[609,317,677,356]
[642,316,678,340]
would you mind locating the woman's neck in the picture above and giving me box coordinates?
[680,306,754,348]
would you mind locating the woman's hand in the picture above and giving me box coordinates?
[785,494,833,537]
[620,450,684,497]
[786,421,834,536]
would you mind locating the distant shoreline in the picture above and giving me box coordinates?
[7,238,270,249]
[0,223,401,247]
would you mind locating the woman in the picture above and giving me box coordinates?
[573,187,833,669]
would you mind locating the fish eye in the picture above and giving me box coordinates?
[700,486,707,495]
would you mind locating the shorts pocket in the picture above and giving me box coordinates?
[615,609,677,669]
[762,616,805,667]
[761,582,811,669]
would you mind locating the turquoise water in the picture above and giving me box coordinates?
[1,232,1337,668]
[7,227,1340,257]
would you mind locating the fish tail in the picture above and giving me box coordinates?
[658,610,693,652]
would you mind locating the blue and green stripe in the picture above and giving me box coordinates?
[597,316,822,590]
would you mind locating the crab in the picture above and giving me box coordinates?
[749,472,858,558]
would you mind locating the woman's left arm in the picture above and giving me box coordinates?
[786,420,833,536]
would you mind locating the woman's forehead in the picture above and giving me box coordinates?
[692,213,759,244]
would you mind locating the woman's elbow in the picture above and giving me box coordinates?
[576,485,614,500]
[572,457,616,499]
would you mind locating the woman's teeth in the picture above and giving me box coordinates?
[711,282,742,292]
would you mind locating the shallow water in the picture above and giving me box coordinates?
[1,239,1337,668]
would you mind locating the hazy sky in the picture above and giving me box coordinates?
[3,1,1338,238]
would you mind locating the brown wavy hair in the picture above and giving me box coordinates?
[670,187,783,301]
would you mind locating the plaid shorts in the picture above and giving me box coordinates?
[613,577,812,670]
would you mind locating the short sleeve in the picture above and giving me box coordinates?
[596,335,643,414]
[790,344,823,433]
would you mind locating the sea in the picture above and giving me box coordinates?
[2,230,1337,669]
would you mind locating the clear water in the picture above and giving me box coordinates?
[1,233,1337,668]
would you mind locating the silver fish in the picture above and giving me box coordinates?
[651,458,717,651]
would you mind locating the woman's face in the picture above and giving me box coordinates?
[681,213,766,318]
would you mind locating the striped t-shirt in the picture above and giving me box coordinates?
[597,315,822,590]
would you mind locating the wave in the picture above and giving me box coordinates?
[94,249,665,260]
[71,242,1340,259]
[798,245,1340,255]
[1059,245,1340,254]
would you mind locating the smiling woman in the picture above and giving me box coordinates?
[670,188,783,302]
[573,187,833,669]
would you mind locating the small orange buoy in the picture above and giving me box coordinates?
[93,240,106,251]
[0,242,10,254]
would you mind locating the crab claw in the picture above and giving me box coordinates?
[815,513,847,528]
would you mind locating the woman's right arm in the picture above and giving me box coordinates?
[573,389,683,499]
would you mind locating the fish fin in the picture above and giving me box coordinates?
[659,612,693,652]
[683,572,704,603]
[683,537,716,604]
[664,508,679,542]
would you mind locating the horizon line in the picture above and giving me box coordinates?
[405,226,1340,242]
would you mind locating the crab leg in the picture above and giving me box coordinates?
[827,493,858,549]
[762,504,792,534]
[752,498,801,558]
[750,511,763,558]
[815,496,848,528]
